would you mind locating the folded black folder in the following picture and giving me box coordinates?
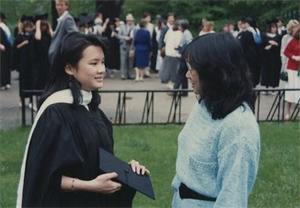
[99,148,155,200]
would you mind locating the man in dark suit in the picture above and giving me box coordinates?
[48,0,78,66]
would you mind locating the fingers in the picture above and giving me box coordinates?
[106,185,121,194]
[129,160,150,175]
[111,181,122,189]
[102,172,118,180]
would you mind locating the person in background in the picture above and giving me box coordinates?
[154,15,165,72]
[229,23,238,37]
[199,21,215,36]
[283,24,300,120]
[276,17,287,36]
[133,19,151,81]
[142,12,157,76]
[17,32,149,207]
[48,0,78,66]
[33,14,53,90]
[159,21,182,88]
[14,17,36,100]
[158,12,175,57]
[280,19,299,83]
[245,17,262,46]
[0,12,12,90]
[117,13,135,80]
[172,19,193,96]
[172,33,260,208]
[237,17,261,87]
[93,16,109,36]
[261,21,281,91]
[103,19,120,74]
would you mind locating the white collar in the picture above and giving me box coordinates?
[57,11,69,21]
[80,90,92,109]
[266,33,276,38]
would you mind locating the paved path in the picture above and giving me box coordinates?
[0,71,297,130]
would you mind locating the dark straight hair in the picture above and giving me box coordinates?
[183,32,255,120]
[39,32,107,111]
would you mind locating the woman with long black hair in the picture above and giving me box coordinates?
[172,33,260,207]
[17,32,149,207]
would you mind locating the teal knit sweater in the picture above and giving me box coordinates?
[172,101,260,208]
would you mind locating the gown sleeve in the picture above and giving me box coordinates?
[22,105,84,207]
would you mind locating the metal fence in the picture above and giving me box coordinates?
[21,88,300,126]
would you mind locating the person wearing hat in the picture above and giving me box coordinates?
[260,21,281,91]
[33,13,53,90]
[237,17,261,87]
[117,13,135,80]
[48,0,78,66]
[0,12,12,90]
[14,17,36,103]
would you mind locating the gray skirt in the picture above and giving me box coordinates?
[159,56,181,83]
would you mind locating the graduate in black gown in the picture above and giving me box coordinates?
[32,14,53,90]
[0,12,12,90]
[237,18,261,87]
[17,32,150,207]
[103,19,120,71]
[14,18,36,97]
[261,22,281,88]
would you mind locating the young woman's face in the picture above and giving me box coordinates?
[67,46,106,91]
[186,62,201,95]
[271,26,277,34]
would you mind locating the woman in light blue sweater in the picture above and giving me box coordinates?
[172,33,260,208]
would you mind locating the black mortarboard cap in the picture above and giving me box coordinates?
[35,13,48,22]
[21,15,34,23]
[99,148,155,200]
[0,12,6,20]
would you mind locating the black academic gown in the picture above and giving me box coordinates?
[14,33,36,96]
[22,103,135,207]
[0,27,12,87]
[32,32,51,90]
[237,31,261,87]
[103,28,120,70]
[260,33,281,88]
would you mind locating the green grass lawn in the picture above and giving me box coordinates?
[0,123,299,208]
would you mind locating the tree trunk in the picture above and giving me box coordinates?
[95,0,124,20]
[51,0,58,30]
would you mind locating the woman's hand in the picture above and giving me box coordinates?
[292,55,300,62]
[88,172,122,194]
[22,40,29,45]
[269,40,278,46]
[129,160,150,175]
[35,20,41,28]
[0,44,5,51]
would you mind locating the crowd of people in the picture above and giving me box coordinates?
[0,1,299,117]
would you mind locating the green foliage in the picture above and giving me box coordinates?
[122,0,299,32]
[0,123,299,207]
[0,0,297,32]
[0,0,95,29]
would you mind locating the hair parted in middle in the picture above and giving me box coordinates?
[183,32,255,119]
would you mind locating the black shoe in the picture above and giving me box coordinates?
[181,93,188,97]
